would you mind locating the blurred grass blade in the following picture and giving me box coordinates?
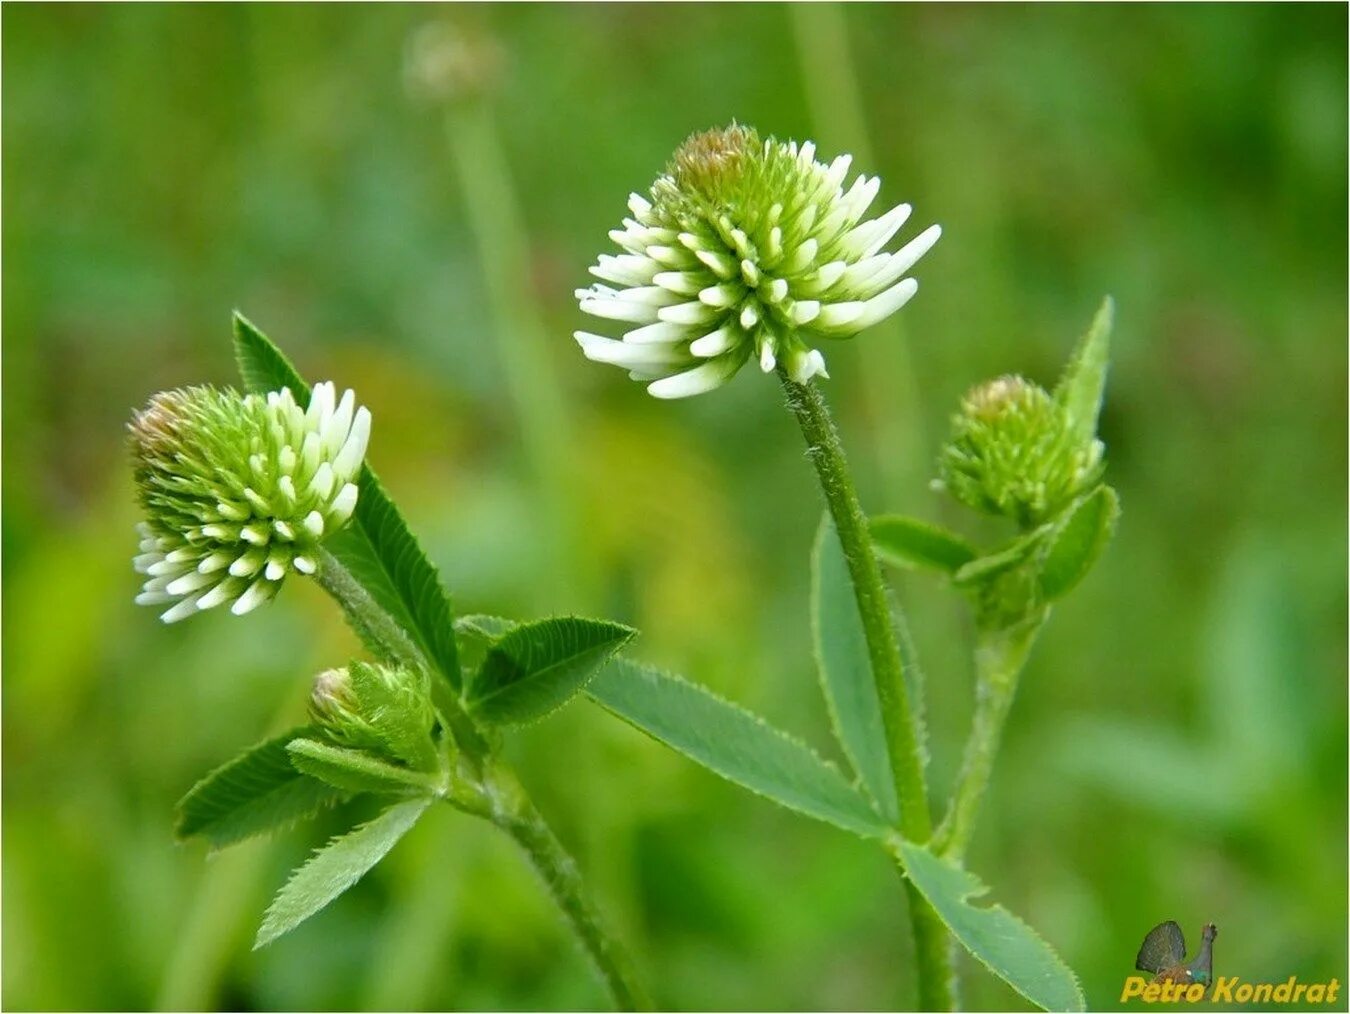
[589,658,888,838]
[894,840,1086,1011]
[1039,485,1119,602]
[286,739,438,795]
[175,727,345,849]
[467,617,635,726]
[255,797,432,949]
[232,313,461,688]
[812,515,899,821]
[1053,296,1113,445]
[870,514,978,574]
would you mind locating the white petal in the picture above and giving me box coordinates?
[303,510,325,538]
[161,594,204,624]
[333,406,371,480]
[616,285,684,308]
[196,579,240,611]
[783,238,819,275]
[230,578,277,616]
[788,348,830,383]
[854,277,920,329]
[739,304,759,330]
[321,387,355,454]
[814,301,866,332]
[576,332,691,370]
[841,202,913,259]
[694,249,736,279]
[229,549,266,577]
[647,358,741,399]
[759,342,776,373]
[293,555,317,575]
[689,327,737,358]
[305,381,335,429]
[792,301,822,325]
[658,301,720,326]
[698,284,742,308]
[652,271,705,296]
[622,321,696,345]
[309,461,335,500]
[579,296,660,325]
[591,254,659,288]
[882,223,942,280]
[329,483,359,525]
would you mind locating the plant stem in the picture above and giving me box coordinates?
[313,548,647,1009]
[779,372,955,1010]
[484,767,652,1012]
[934,616,1045,862]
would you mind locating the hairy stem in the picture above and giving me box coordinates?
[779,372,955,1010]
[483,767,651,1011]
[935,616,1045,862]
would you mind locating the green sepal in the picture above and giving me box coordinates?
[1053,296,1113,447]
[255,797,432,948]
[870,514,978,574]
[174,727,346,849]
[894,840,1086,1011]
[286,739,439,796]
[589,658,889,839]
[1038,485,1119,601]
[466,616,636,726]
[232,313,461,689]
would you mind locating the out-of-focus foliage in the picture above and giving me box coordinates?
[3,5,1344,1010]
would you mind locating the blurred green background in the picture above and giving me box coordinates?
[4,4,1346,1011]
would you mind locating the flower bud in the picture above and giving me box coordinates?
[308,662,438,771]
[575,124,940,398]
[130,381,370,622]
[937,375,1103,528]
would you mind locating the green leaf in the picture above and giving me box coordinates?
[811,516,898,822]
[286,739,438,796]
[454,614,519,676]
[467,617,635,725]
[895,841,1085,1011]
[1053,296,1113,446]
[1039,486,1119,602]
[870,514,978,574]
[232,313,461,689]
[589,658,888,838]
[255,797,431,948]
[953,532,1042,589]
[175,727,345,849]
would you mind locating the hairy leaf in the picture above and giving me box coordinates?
[1054,296,1113,446]
[811,516,898,821]
[1039,486,1119,602]
[467,617,635,725]
[175,728,344,848]
[895,841,1085,1012]
[589,658,888,838]
[870,514,978,574]
[232,313,460,688]
[255,797,431,948]
[286,739,437,796]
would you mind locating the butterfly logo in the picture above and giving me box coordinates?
[1135,921,1217,987]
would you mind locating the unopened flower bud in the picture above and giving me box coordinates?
[308,662,438,772]
[575,124,940,398]
[938,375,1103,528]
[130,381,370,622]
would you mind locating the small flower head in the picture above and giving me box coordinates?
[937,375,1104,528]
[130,381,370,622]
[309,662,438,771]
[575,124,941,398]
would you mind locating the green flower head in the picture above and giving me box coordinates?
[937,375,1103,528]
[130,381,370,622]
[309,661,438,771]
[575,124,941,398]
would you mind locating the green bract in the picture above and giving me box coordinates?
[937,375,1103,528]
[309,662,439,772]
[130,381,370,622]
[575,124,941,398]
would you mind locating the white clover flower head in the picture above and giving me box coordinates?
[574,123,941,399]
[130,381,370,622]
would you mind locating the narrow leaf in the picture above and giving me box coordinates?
[895,840,1086,1012]
[1039,486,1119,602]
[175,727,345,848]
[870,514,978,574]
[255,797,431,948]
[1053,296,1113,445]
[589,658,888,838]
[286,739,437,796]
[811,516,898,821]
[232,313,461,688]
[468,617,635,725]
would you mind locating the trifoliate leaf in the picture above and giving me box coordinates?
[811,515,898,821]
[1054,296,1113,447]
[589,658,888,838]
[870,514,978,574]
[895,840,1086,1011]
[175,727,345,848]
[255,797,431,948]
[466,617,635,725]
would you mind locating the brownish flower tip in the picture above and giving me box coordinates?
[670,123,757,199]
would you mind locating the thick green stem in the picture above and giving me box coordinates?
[312,549,646,1009]
[779,373,955,1010]
[483,767,651,1011]
[935,617,1045,862]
